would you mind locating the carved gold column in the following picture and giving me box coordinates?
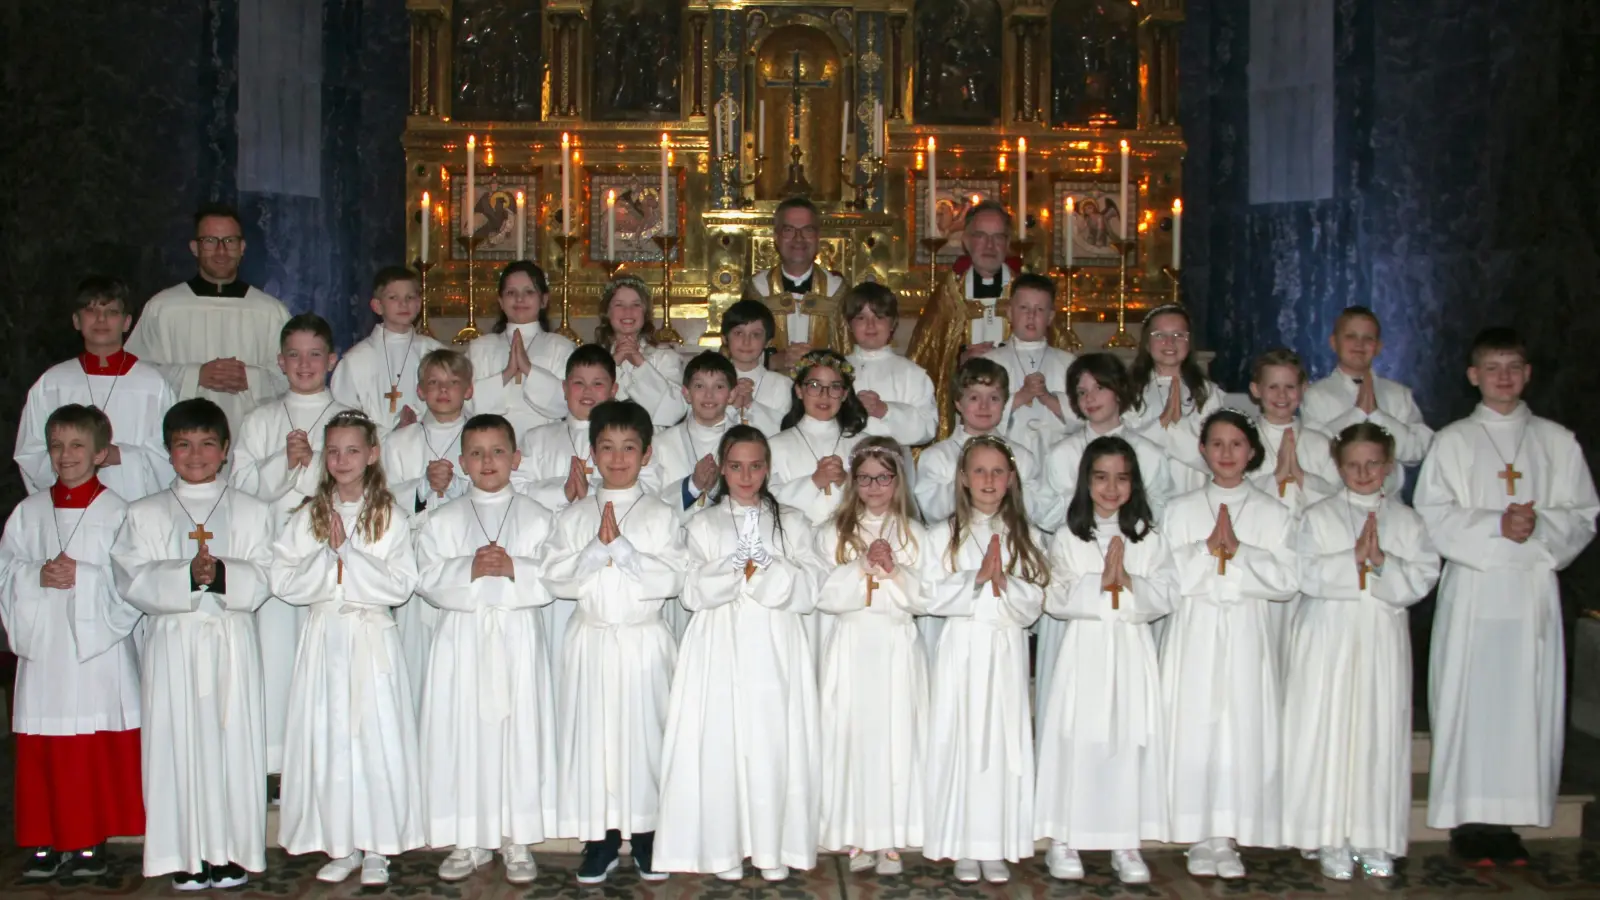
[406,0,448,118]
[689,12,709,117]
[887,14,906,120]
[1010,15,1044,124]
[1140,0,1184,129]
[547,5,585,119]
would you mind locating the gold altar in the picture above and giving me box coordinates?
[403,0,1185,344]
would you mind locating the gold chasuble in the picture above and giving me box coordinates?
[908,259,1025,440]
[741,265,850,355]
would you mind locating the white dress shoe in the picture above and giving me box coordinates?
[1046,841,1084,880]
[953,858,981,882]
[316,853,361,884]
[1112,849,1150,884]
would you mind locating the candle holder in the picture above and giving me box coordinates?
[920,237,946,299]
[411,259,436,338]
[1102,237,1138,349]
[780,143,813,197]
[1051,264,1084,352]
[602,260,626,281]
[554,234,582,344]
[453,234,483,344]
[1160,265,1182,306]
[840,153,885,210]
[1010,238,1036,274]
[651,234,684,345]
[718,149,767,208]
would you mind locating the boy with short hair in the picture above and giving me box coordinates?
[230,312,351,784]
[15,276,176,503]
[1301,306,1433,480]
[540,400,688,884]
[1414,327,1599,866]
[1,404,144,879]
[415,414,559,886]
[654,351,738,522]
[720,299,791,436]
[331,266,445,435]
[914,358,1054,524]
[844,283,938,449]
[980,273,1080,460]
[111,398,276,890]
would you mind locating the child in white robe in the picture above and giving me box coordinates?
[382,348,473,705]
[655,425,823,882]
[465,261,576,438]
[269,411,425,886]
[922,435,1047,885]
[1415,327,1598,866]
[1037,435,1174,885]
[980,273,1081,460]
[539,400,688,884]
[1,405,144,878]
[1124,305,1224,493]
[915,358,1055,525]
[15,276,175,503]
[814,437,932,876]
[721,299,791,435]
[843,283,938,449]
[231,313,352,783]
[330,266,444,435]
[1159,410,1297,879]
[595,275,688,428]
[1283,423,1440,880]
[414,414,558,885]
[111,398,276,889]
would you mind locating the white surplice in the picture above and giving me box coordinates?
[813,514,934,854]
[648,417,728,637]
[539,486,687,839]
[914,427,1057,526]
[270,499,424,858]
[329,325,444,435]
[1250,416,1342,668]
[0,488,141,735]
[732,363,791,437]
[414,486,559,850]
[1035,520,1173,849]
[231,389,350,774]
[1283,490,1440,856]
[1302,371,1433,488]
[124,281,291,436]
[1415,402,1599,828]
[981,338,1081,461]
[111,481,275,876]
[1126,375,1225,494]
[1159,481,1297,847]
[15,355,176,502]
[847,345,939,449]
[920,514,1043,863]
[613,343,689,428]
[465,325,575,437]
[655,501,822,874]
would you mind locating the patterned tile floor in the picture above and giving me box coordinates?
[4,842,1600,899]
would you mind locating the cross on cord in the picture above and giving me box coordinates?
[1499,462,1523,496]
[385,384,404,413]
[1211,544,1233,575]
[743,558,758,581]
[769,49,831,142]
[1358,561,1370,591]
[1106,583,1121,610]
[866,573,879,606]
[189,524,214,545]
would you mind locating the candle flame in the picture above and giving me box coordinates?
[607,189,616,205]
[485,147,494,166]
[915,151,925,170]
[562,132,569,146]
[1173,198,1183,214]
[421,190,430,208]
[1018,137,1027,153]
[515,190,525,205]
[970,194,982,206]
[661,132,669,148]
[572,150,581,165]
[467,134,476,150]
[998,155,1007,172]
[1040,208,1050,220]
[927,136,936,152]
[1120,139,1129,151]
[1066,197,1075,213]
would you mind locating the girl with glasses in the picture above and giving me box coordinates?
[1126,305,1224,492]
[768,349,869,527]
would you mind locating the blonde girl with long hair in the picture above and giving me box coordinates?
[813,436,934,876]
[595,274,689,427]
[269,411,424,887]
[920,435,1049,885]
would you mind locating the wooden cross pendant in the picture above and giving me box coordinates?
[337,557,344,585]
[865,574,880,606]
[1106,583,1122,610]
[1211,544,1234,575]
[1277,477,1290,498]
[1358,561,1370,591]
[989,577,1001,598]
[823,484,833,497]
[385,384,403,413]
[743,558,758,581]
[582,461,595,476]
[1499,462,1523,496]
[189,524,214,545]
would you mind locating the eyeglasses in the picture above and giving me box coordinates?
[195,235,244,250]
[854,472,896,487]
[801,380,846,397]
[777,225,820,240]
[1149,330,1190,343]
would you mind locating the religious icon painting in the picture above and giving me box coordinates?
[448,171,538,263]
[587,171,682,264]
[914,178,1002,264]
[1054,180,1136,267]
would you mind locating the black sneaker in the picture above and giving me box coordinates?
[23,848,69,879]
[172,866,212,891]
[577,831,622,884]
[631,831,669,882]
[68,844,108,877]
[1492,831,1530,867]
[210,862,250,889]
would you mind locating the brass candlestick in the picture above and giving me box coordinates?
[1161,265,1182,306]
[602,260,626,281]
[719,148,766,208]
[554,234,582,343]
[1011,238,1036,274]
[651,234,683,344]
[920,237,945,299]
[411,259,436,338]
[780,143,812,197]
[840,153,885,210]
[453,234,482,344]
[1103,237,1138,349]
[1051,264,1084,352]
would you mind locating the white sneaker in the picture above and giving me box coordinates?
[1319,845,1354,880]
[438,847,492,881]
[1356,848,1396,878]
[875,850,903,876]
[847,848,876,873]
[1112,849,1150,884]
[316,853,361,884]
[715,864,744,881]
[980,859,1009,883]
[953,858,981,882]
[501,843,537,885]
[1214,842,1246,880]
[759,865,789,882]
[1046,841,1085,880]
[1186,842,1217,877]
[360,853,390,887]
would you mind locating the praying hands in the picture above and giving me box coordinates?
[975,532,1008,596]
[1501,500,1537,543]
[1273,428,1304,495]
[38,552,77,590]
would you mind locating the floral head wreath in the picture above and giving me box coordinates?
[790,348,855,381]
[960,433,1018,469]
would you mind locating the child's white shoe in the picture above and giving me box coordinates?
[979,859,1009,883]
[1213,842,1246,880]
[438,847,492,881]
[875,849,903,876]
[952,858,981,882]
[1356,848,1396,878]
[715,864,744,881]
[360,853,390,887]
[847,848,876,873]
[501,843,537,885]
[759,865,790,882]
[1046,841,1084,880]
[1112,849,1150,884]
[1319,845,1355,881]
[316,852,361,883]
[1186,842,1217,877]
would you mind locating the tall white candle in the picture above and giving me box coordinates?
[758,100,766,155]
[713,106,722,158]
[606,189,617,260]
[1065,197,1075,270]
[1172,198,1183,269]
[660,133,671,235]
[874,102,883,158]
[841,102,851,157]
[515,191,526,259]
[420,191,430,264]
[1118,139,1130,240]
[463,135,476,238]
[1017,137,1028,241]
[926,136,938,238]
[560,133,571,237]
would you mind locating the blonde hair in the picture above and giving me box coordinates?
[831,436,920,564]
[295,411,396,545]
[944,434,1050,586]
[417,347,473,382]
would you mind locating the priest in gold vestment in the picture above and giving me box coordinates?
[741,197,849,369]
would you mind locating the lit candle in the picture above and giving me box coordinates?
[1065,196,1075,270]
[660,133,671,235]
[515,191,526,259]
[606,189,617,261]
[560,133,571,237]
[1172,198,1183,269]
[1017,137,1028,241]
[1118,139,1130,240]
[926,136,938,238]
[463,135,476,238]
[713,105,722,158]
[841,102,851,157]
[758,100,766,155]
[420,191,430,264]
[873,102,883,158]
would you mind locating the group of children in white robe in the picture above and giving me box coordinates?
[3,262,1593,890]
